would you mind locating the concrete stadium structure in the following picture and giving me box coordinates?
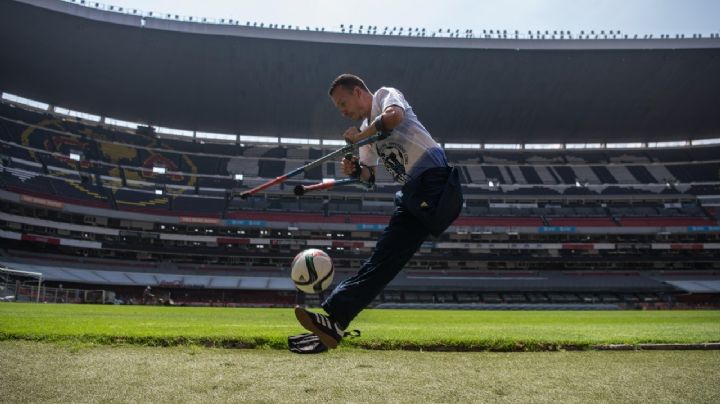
[1,0,719,307]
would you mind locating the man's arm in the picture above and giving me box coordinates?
[344,105,405,144]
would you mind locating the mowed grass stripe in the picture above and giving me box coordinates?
[3,341,720,403]
[1,303,718,351]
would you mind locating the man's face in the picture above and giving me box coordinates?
[330,86,364,121]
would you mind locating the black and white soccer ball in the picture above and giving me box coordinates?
[290,248,334,294]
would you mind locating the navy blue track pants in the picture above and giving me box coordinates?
[321,167,458,329]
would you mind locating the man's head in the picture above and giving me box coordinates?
[328,73,373,121]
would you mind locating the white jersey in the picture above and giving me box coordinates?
[358,87,448,184]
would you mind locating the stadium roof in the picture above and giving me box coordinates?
[1,0,720,144]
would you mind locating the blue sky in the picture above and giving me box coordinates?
[102,0,718,36]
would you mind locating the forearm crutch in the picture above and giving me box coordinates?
[237,132,387,199]
[293,178,363,196]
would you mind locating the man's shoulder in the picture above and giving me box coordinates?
[373,87,407,107]
[374,86,400,96]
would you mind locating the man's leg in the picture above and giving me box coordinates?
[321,205,430,329]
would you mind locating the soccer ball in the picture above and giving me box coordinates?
[290,248,334,294]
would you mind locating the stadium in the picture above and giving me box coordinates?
[1,0,720,402]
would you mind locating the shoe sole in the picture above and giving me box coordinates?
[294,306,339,349]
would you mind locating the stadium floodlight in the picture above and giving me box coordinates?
[525,143,563,150]
[606,142,644,149]
[105,117,142,129]
[485,143,522,150]
[1,92,50,110]
[54,106,101,122]
[69,152,82,161]
[445,143,481,149]
[155,188,164,195]
[154,126,193,137]
[691,138,720,146]
[152,166,166,174]
[239,135,279,144]
[566,143,603,149]
[648,141,689,148]
[281,137,321,145]
[234,174,244,181]
[196,131,236,141]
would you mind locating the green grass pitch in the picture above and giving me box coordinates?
[2,304,720,402]
[1,303,718,350]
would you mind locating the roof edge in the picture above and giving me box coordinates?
[17,0,720,50]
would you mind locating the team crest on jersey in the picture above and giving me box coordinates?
[377,142,409,182]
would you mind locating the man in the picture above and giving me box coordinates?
[294,74,463,349]
[142,285,154,305]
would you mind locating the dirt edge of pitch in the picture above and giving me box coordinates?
[344,342,720,352]
[3,335,720,352]
[591,343,720,351]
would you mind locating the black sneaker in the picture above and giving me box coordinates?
[294,306,344,349]
[288,333,328,354]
